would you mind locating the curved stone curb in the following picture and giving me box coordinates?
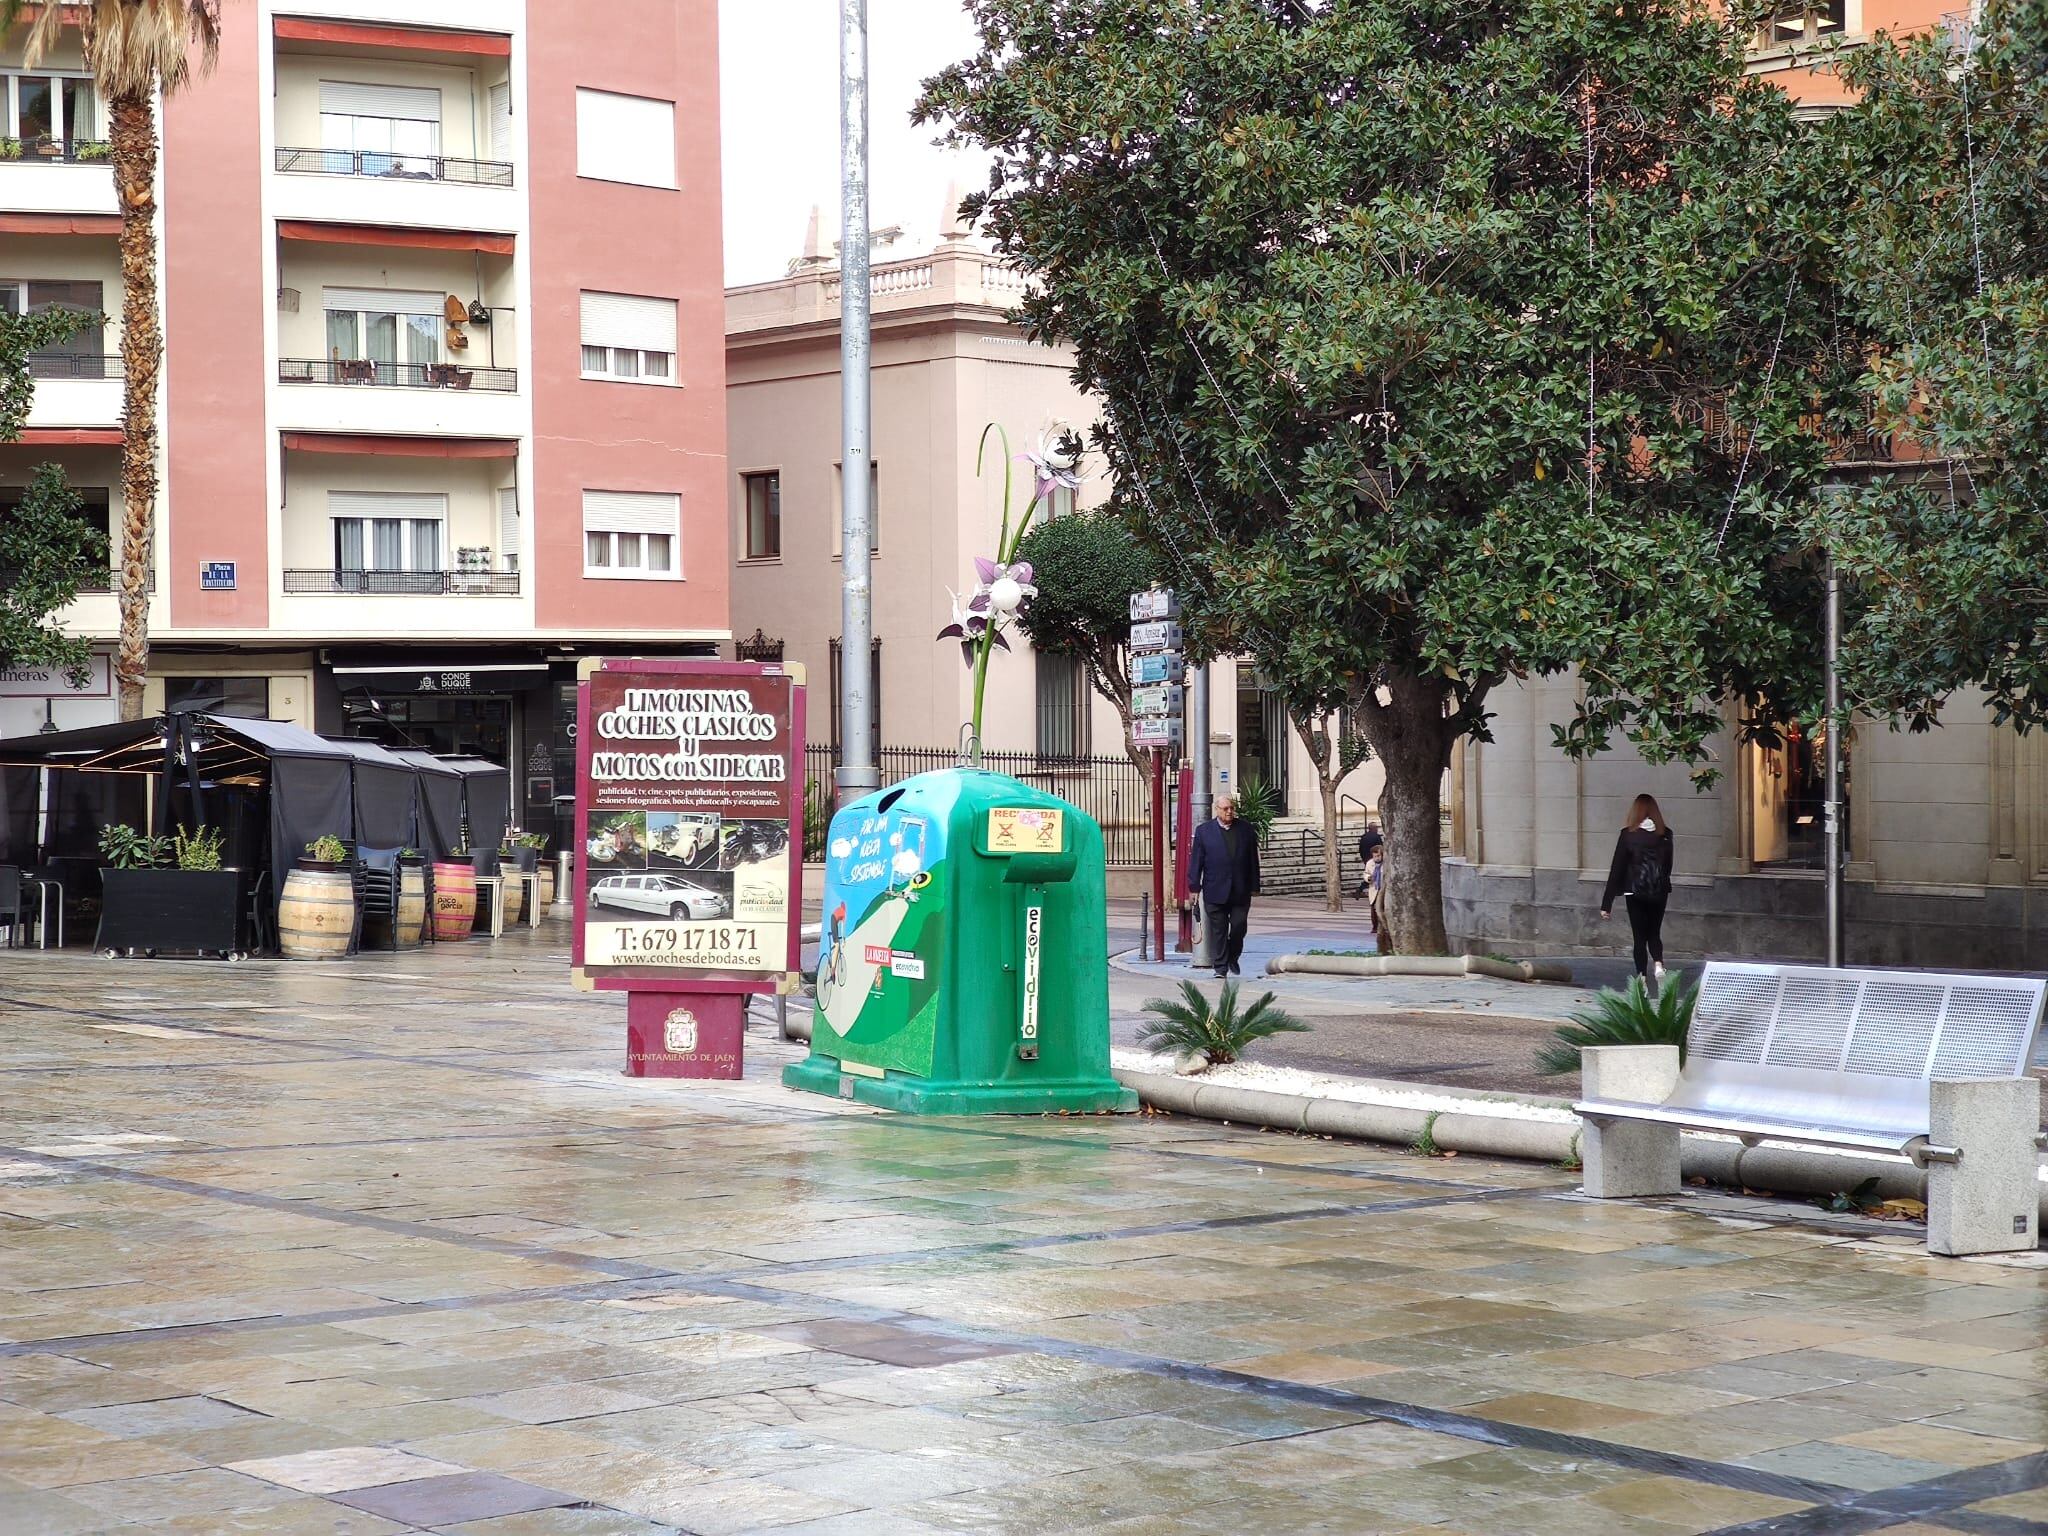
[1113,1064,2048,1225]
[1267,952,1574,984]
[774,1005,2046,1225]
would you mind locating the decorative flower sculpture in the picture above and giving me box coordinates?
[937,425,1081,747]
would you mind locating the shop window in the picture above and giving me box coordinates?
[1747,721,1849,868]
[165,676,269,719]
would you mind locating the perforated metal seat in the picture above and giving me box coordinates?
[1577,962,2047,1163]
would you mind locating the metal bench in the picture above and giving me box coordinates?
[1575,961,2045,1256]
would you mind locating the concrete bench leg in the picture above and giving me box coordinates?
[1927,1077,2041,1257]
[1580,1045,1682,1199]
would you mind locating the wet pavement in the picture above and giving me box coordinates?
[3,929,2048,1535]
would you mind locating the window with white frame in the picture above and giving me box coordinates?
[574,88,676,188]
[583,490,679,579]
[330,491,445,575]
[579,291,677,383]
[318,80,441,176]
[323,288,442,381]
[0,70,99,152]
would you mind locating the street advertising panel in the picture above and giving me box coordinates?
[572,659,803,993]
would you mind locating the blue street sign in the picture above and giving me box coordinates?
[200,561,236,592]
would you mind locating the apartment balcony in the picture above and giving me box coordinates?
[0,138,117,219]
[24,354,122,430]
[270,16,517,234]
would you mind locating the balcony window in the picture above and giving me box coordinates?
[324,288,442,382]
[330,491,445,591]
[579,292,676,385]
[318,81,441,178]
[0,279,107,370]
[583,490,679,579]
[0,70,99,156]
[0,483,111,587]
[742,471,780,560]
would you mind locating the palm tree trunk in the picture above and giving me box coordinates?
[110,89,160,722]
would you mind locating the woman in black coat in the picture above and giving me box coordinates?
[1601,794,1674,983]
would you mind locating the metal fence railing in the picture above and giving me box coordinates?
[801,744,1155,865]
[283,569,520,596]
[279,359,518,393]
[27,354,120,380]
[273,145,515,187]
[1,138,110,165]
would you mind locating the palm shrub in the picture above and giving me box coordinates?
[1138,979,1309,1067]
[1537,976,1696,1076]
[1233,775,1281,845]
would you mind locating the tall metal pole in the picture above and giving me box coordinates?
[835,0,878,809]
[1824,555,1844,968]
[1189,659,1213,967]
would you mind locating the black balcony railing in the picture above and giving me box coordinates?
[285,568,520,596]
[0,138,112,166]
[273,145,514,187]
[27,354,121,381]
[0,569,152,594]
[278,359,517,393]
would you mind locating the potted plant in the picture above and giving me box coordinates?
[96,824,247,959]
[0,137,23,160]
[280,835,354,960]
[74,139,111,163]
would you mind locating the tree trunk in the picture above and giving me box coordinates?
[1318,773,1342,912]
[1359,671,1452,955]
[111,91,160,723]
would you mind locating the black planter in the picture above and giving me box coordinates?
[507,847,539,873]
[298,857,348,873]
[97,868,247,958]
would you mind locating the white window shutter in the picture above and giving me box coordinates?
[324,287,445,318]
[498,488,519,570]
[320,80,441,122]
[574,88,676,188]
[329,490,448,522]
[578,292,678,353]
[582,490,679,536]
[488,83,511,161]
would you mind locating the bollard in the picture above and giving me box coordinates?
[1138,893,1150,960]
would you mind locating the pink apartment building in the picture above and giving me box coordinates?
[0,1,726,845]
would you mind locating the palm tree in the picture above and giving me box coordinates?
[5,1,219,718]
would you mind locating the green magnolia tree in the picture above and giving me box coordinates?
[0,306,106,686]
[921,0,1855,951]
[1012,507,1162,769]
[1816,0,2048,733]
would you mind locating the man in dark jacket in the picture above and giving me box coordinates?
[1188,794,1260,978]
[1351,820,1383,898]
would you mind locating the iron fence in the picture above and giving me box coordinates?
[1,138,110,165]
[279,359,517,393]
[27,355,120,380]
[801,744,1156,865]
[273,145,515,187]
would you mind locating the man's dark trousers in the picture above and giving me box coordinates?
[1210,899,1250,975]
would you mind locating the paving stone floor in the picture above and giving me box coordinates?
[2,928,2046,1535]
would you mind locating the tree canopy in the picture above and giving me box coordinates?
[1012,508,1162,763]
[921,0,1853,948]
[1817,0,2048,733]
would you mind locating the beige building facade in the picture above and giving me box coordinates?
[726,228,1381,837]
[1449,675,2048,968]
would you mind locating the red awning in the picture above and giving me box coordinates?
[0,213,121,236]
[281,433,517,460]
[14,428,121,446]
[273,17,510,57]
[276,220,514,255]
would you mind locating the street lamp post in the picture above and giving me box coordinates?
[835,0,878,810]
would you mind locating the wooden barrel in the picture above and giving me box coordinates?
[396,864,428,947]
[502,873,525,928]
[537,865,556,909]
[279,867,355,960]
[431,861,475,941]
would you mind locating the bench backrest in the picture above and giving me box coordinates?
[1671,962,2046,1143]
